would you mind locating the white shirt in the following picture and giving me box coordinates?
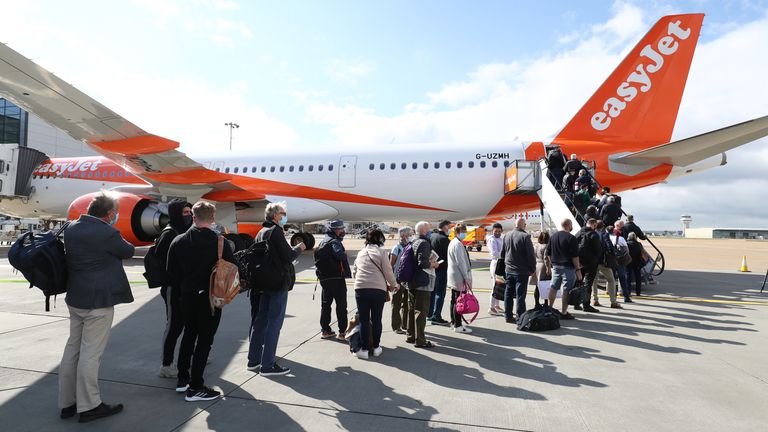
[487,234,503,260]
[610,234,627,248]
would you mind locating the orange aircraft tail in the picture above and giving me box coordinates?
[555,14,704,149]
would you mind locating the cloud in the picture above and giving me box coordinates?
[325,58,376,85]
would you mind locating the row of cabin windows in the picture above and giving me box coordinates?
[33,171,133,180]
[217,164,334,174]
[369,160,508,171]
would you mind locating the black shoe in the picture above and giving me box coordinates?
[60,404,76,419]
[185,386,221,402]
[583,305,600,313]
[78,403,123,423]
[574,304,583,310]
[431,318,449,326]
[175,379,190,393]
[260,364,291,377]
[505,318,516,324]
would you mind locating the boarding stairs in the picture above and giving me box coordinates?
[503,156,665,276]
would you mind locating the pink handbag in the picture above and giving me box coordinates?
[455,283,479,324]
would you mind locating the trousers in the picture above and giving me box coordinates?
[320,279,348,333]
[178,293,221,389]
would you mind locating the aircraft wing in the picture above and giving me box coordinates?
[610,115,768,167]
[0,42,239,195]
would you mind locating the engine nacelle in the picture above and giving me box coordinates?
[67,192,168,246]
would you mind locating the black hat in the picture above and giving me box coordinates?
[328,219,345,229]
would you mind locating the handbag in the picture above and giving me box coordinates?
[455,282,480,324]
[492,277,505,301]
[567,280,585,306]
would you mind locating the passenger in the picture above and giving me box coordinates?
[563,170,578,193]
[486,223,504,316]
[406,221,440,348]
[597,186,612,208]
[564,153,585,174]
[574,218,602,313]
[576,169,593,192]
[352,229,398,359]
[622,215,647,240]
[546,148,567,189]
[428,220,451,326]
[585,205,599,222]
[447,224,473,333]
[626,232,645,296]
[247,203,304,376]
[154,199,193,379]
[502,218,536,323]
[167,201,234,401]
[546,218,581,319]
[528,231,552,306]
[59,193,134,422]
[609,225,632,303]
[315,219,351,340]
[574,183,591,223]
[599,196,623,227]
[595,221,621,309]
[389,226,412,334]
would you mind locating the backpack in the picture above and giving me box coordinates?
[455,284,480,324]
[9,223,69,311]
[209,236,240,312]
[615,236,632,267]
[243,227,285,293]
[602,233,618,269]
[314,239,344,280]
[517,300,561,332]
[394,242,415,283]
[143,226,174,288]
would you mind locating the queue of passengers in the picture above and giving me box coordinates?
[55,192,653,423]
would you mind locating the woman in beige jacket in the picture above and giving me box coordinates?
[352,229,398,359]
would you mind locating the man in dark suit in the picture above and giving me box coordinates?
[59,193,135,423]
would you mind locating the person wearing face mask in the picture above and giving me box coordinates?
[447,224,473,333]
[153,199,193,379]
[59,193,135,423]
[486,223,504,315]
[315,219,352,340]
[428,220,452,326]
[389,226,413,334]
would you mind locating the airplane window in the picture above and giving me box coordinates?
[369,163,374,170]
[492,161,498,168]
[480,161,486,168]
[309,165,314,172]
[234,167,239,173]
[88,172,93,178]
[329,164,334,171]
[225,167,230,173]
[401,162,406,169]
[299,165,304,172]
[434,162,440,169]
[251,167,257,173]
[242,166,247,172]
[117,171,123,177]
[261,166,266,173]
[468,161,474,168]
[379,163,385,170]
[504,160,510,167]
[215,168,220,172]
[279,166,285,172]
[270,166,275,172]
[110,171,115,177]
[289,166,294,172]
[423,162,428,169]
[457,162,463,168]
[446,161,451,168]
[95,171,100,177]
[412,162,417,169]
[319,164,324,171]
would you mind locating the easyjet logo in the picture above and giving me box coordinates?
[591,20,691,131]
[36,160,103,175]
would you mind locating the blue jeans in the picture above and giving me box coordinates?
[429,270,447,320]
[551,265,576,296]
[616,266,630,300]
[504,272,529,319]
[248,290,288,370]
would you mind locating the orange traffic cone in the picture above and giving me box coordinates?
[739,256,750,272]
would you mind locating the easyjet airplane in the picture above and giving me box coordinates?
[0,14,766,248]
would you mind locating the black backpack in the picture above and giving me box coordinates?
[9,223,70,311]
[314,239,343,280]
[241,227,285,293]
[143,226,175,288]
[517,300,561,332]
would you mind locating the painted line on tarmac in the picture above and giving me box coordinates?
[0,279,148,286]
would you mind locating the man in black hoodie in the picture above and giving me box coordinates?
[574,218,602,313]
[315,219,351,340]
[167,201,235,402]
[155,199,192,379]
[428,220,451,325]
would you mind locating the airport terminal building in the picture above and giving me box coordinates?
[1,98,92,157]
[685,227,768,240]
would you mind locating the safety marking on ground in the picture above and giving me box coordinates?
[0,279,148,285]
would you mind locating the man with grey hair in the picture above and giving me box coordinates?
[406,221,440,348]
[389,226,413,334]
[59,192,134,422]
[247,202,304,377]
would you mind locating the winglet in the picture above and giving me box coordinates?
[555,14,704,148]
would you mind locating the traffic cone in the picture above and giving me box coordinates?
[739,256,750,272]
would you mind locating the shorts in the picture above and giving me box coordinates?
[550,266,576,293]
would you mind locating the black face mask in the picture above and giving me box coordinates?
[182,215,193,229]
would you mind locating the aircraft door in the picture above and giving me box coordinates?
[338,155,357,188]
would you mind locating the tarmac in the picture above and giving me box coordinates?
[0,237,767,431]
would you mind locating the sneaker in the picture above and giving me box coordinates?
[372,346,383,357]
[610,303,623,309]
[185,386,220,402]
[493,306,505,314]
[246,363,260,372]
[583,305,600,313]
[488,308,502,316]
[320,331,336,339]
[394,329,406,335]
[355,350,369,359]
[453,326,473,334]
[158,364,177,379]
[574,304,583,310]
[505,317,516,324]
[592,301,602,307]
[337,332,346,341]
[78,403,123,423]
[624,298,634,303]
[260,364,291,376]
[433,318,449,326]
[175,379,189,393]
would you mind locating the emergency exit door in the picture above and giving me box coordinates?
[338,156,357,188]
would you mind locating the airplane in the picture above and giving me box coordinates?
[0,13,766,249]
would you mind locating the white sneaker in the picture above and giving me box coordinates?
[453,326,473,334]
[158,364,177,379]
[488,308,501,316]
[355,350,369,359]
[372,346,383,357]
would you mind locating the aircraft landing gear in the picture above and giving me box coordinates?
[290,232,315,250]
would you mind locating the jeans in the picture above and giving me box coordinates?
[355,289,386,350]
[160,285,184,367]
[178,294,221,389]
[504,272,529,320]
[629,266,643,296]
[248,290,289,370]
[616,266,630,300]
[320,279,348,334]
[391,288,409,332]
[429,270,447,320]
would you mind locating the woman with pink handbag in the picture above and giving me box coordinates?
[447,224,477,333]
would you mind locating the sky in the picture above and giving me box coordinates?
[1,0,767,230]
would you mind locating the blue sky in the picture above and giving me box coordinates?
[2,0,768,229]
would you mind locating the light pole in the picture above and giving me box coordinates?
[224,122,239,151]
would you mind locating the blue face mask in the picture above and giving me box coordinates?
[278,215,288,226]
[110,213,119,226]
[426,232,433,239]
[457,232,467,241]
